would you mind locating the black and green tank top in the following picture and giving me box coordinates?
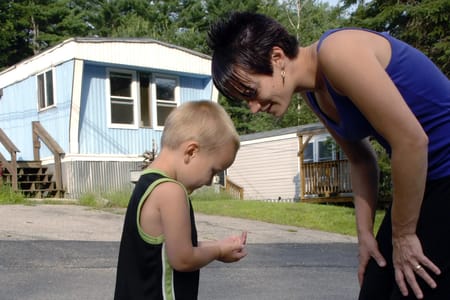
[114,169,199,300]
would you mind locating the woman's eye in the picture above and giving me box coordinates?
[243,87,257,99]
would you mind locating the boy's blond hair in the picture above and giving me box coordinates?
[161,100,240,152]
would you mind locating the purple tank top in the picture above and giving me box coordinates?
[306,28,450,180]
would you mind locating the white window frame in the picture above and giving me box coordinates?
[317,136,335,162]
[106,69,138,129]
[37,68,56,111]
[152,74,180,129]
[305,134,337,162]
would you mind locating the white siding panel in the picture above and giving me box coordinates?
[228,134,300,201]
[77,42,210,76]
[0,39,211,89]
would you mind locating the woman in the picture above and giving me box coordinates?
[208,11,450,299]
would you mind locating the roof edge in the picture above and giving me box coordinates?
[0,37,210,78]
[240,123,326,141]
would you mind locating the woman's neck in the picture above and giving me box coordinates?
[293,43,320,93]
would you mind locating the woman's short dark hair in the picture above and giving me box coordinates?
[208,11,299,102]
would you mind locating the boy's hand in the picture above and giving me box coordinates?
[241,231,247,245]
[217,233,248,263]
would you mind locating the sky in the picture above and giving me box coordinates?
[323,0,340,6]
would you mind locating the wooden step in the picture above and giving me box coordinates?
[1,160,64,199]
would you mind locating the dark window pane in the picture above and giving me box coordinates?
[139,73,151,127]
[110,72,132,97]
[304,142,314,162]
[111,100,134,124]
[45,70,54,106]
[156,77,175,101]
[37,74,45,109]
[318,140,333,161]
[157,104,176,126]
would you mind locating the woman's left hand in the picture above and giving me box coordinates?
[392,233,441,299]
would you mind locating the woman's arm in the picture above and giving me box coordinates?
[318,30,440,298]
[328,131,386,284]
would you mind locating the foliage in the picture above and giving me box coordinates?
[0,185,27,204]
[370,139,393,205]
[191,187,236,202]
[281,0,344,45]
[78,188,132,209]
[0,0,340,131]
[0,0,98,69]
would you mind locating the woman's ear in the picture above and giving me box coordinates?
[184,142,199,164]
[271,46,285,68]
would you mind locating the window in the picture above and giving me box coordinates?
[303,142,314,163]
[107,70,179,128]
[318,139,334,161]
[302,135,340,162]
[37,69,55,109]
[155,75,178,127]
[108,70,136,126]
[139,73,151,127]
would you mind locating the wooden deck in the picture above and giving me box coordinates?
[301,159,353,203]
[298,130,353,204]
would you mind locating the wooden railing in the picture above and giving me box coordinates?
[0,128,20,190]
[301,159,352,201]
[225,177,244,200]
[32,121,65,194]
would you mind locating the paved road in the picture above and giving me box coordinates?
[0,205,359,300]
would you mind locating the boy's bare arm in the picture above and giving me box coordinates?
[156,182,246,271]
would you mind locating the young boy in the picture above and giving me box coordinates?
[114,101,247,300]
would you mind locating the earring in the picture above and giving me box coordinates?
[281,70,285,86]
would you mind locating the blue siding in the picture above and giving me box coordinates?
[78,64,212,156]
[0,61,73,160]
[79,64,162,155]
[1,61,213,161]
[0,77,37,160]
[179,76,212,103]
[37,61,73,158]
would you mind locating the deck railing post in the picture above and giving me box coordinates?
[32,121,65,196]
[0,128,20,191]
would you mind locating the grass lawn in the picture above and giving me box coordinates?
[0,185,385,237]
[191,190,385,236]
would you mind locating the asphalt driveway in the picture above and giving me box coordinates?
[0,204,359,300]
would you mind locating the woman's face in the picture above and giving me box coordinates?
[242,72,293,118]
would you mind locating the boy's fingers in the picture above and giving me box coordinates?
[241,231,247,244]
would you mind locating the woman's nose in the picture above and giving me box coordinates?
[247,100,261,113]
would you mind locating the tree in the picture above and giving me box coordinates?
[0,0,341,134]
[0,1,34,68]
[0,0,95,69]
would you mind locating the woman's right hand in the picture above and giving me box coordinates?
[358,232,386,285]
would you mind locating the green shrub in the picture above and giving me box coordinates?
[191,187,236,202]
[0,185,26,204]
[78,188,132,208]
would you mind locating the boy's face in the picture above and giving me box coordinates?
[181,140,237,193]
